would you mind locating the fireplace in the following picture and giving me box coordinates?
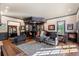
[68,32,77,42]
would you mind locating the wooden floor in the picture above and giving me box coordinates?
[57,41,79,56]
[0,40,27,56]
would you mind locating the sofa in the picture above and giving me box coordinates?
[0,33,7,41]
[12,33,27,44]
[39,32,58,45]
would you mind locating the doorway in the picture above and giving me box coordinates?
[8,25,17,37]
[27,22,44,38]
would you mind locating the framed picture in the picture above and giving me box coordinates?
[48,25,55,30]
[57,20,65,35]
[67,24,73,30]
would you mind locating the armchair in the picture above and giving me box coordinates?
[45,32,58,45]
[39,31,58,45]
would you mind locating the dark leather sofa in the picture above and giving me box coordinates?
[12,33,26,44]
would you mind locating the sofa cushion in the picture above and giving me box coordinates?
[12,33,26,43]
[0,33,7,41]
[50,32,57,39]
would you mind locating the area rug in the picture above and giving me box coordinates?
[17,41,79,56]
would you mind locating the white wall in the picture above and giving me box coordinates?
[0,14,77,33]
[44,15,76,33]
[0,16,25,35]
